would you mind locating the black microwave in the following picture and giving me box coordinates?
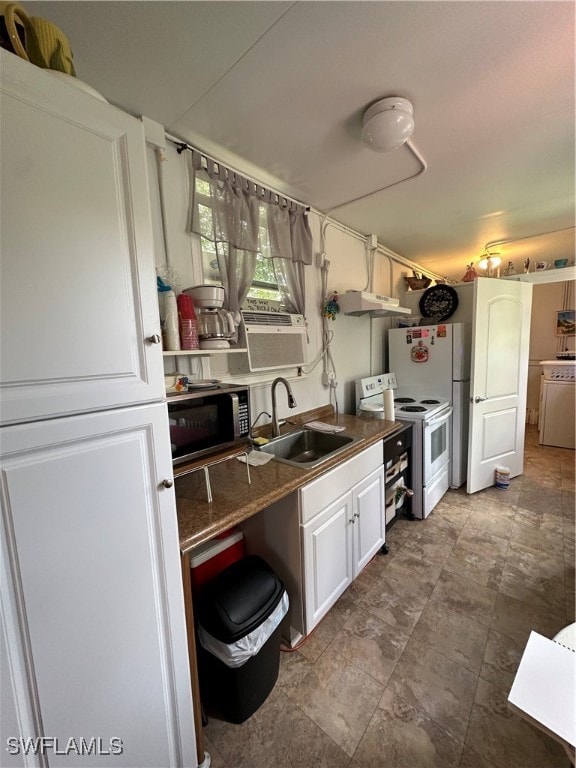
[167,384,250,466]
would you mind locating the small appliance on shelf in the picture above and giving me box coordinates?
[183,285,235,349]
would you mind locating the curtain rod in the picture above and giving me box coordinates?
[164,132,442,279]
[165,132,310,212]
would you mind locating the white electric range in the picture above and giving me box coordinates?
[356,374,452,519]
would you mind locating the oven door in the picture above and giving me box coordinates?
[423,407,452,483]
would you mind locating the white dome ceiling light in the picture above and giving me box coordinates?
[323,95,427,215]
[361,97,415,152]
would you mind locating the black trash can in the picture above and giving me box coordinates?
[196,555,288,724]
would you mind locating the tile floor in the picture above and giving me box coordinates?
[204,426,575,768]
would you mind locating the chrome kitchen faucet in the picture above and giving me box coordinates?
[271,378,297,437]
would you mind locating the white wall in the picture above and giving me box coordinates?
[146,141,412,422]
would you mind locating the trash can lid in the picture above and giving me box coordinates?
[197,555,285,643]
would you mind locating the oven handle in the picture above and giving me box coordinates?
[424,407,453,427]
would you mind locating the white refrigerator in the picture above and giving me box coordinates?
[388,323,471,488]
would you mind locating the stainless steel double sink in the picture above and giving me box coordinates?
[255,427,363,468]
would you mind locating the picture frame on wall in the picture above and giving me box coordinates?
[556,310,575,336]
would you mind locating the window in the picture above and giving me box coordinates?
[188,149,312,319]
[196,178,282,302]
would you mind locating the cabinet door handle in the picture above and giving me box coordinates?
[473,396,486,403]
[161,479,174,488]
[348,518,356,524]
[396,440,402,447]
[353,512,359,518]
[147,334,162,344]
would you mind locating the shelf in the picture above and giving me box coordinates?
[401,266,575,291]
[162,348,246,357]
[502,266,576,284]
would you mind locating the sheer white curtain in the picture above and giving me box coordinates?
[188,150,312,320]
[266,203,311,315]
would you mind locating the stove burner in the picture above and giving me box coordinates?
[395,397,416,403]
[420,399,440,404]
[400,405,427,412]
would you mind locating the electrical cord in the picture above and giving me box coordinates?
[301,253,338,388]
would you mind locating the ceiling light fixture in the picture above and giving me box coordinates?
[478,252,502,275]
[322,95,427,216]
[361,97,415,152]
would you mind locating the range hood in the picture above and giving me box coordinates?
[338,290,411,317]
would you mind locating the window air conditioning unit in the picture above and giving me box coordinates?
[229,311,307,373]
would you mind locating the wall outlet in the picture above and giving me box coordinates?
[321,371,336,387]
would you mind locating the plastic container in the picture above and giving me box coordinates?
[540,361,576,381]
[196,555,288,723]
[177,293,199,350]
[161,290,180,351]
[495,465,510,489]
[189,529,245,593]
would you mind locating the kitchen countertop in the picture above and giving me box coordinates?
[175,407,404,554]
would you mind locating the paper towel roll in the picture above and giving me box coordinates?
[384,389,395,421]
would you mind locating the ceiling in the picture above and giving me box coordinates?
[27,1,575,280]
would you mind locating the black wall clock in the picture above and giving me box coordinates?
[418,285,459,321]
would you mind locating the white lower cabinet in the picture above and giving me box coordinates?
[0,404,196,767]
[302,491,354,632]
[302,464,385,632]
[353,467,386,573]
[241,441,385,644]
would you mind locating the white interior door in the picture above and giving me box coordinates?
[467,278,533,493]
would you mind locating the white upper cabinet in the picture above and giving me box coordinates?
[0,52,164,425]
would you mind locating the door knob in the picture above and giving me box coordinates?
[474,396,486,403]
[146,334,162,344]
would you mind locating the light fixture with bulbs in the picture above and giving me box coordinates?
[478,252,502,276]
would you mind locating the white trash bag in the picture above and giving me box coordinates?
[198,591,289,669]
